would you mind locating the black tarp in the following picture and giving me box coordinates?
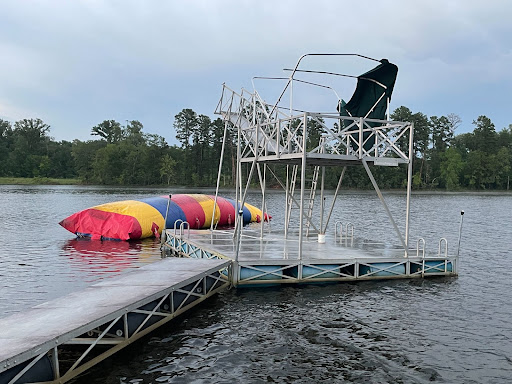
[338,59,398,152]
[339,58,398,120]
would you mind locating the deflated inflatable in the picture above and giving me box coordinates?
[59,194,269,241]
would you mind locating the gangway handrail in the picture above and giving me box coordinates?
[438,238,448,257]
[346,223,354,240]
[173,219,184,234]
[416,238,425,257]
[179,221,190,239]
[334,221,343,243]
[334,221,354,244]
[173,220,190,238]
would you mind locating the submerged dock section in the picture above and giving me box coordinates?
[0,258,230,384]
[163,53,460,285]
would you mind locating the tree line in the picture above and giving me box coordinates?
[0,106,510,190]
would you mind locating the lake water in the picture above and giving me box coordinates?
[0,185,511,383]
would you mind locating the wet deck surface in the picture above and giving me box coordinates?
[0,257,230,365]
[181,228,409,262]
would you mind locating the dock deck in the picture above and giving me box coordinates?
[0,257,231,384]
[164,228,457,286]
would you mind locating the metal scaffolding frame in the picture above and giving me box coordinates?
[213,54,416,265]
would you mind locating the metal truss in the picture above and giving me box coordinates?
[216,84,413,165]
[206,53,460,285]
[163,231,457,287]
[1,261,230,384]
[214,55,416,261]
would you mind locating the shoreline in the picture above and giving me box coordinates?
[0,178,511,195]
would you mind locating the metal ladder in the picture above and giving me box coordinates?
[284,162,321,237]
[304,165,320,236]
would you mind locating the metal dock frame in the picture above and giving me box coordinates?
[207,53,459,281]
[0,258,231,384]
[163,229,457,287]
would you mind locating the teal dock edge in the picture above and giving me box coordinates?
[162,230,458,286]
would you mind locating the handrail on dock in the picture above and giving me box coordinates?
[334,221,343,242]
[334,221,354,244]
[416,238,425,257]
[438,238,448,257]
[173,220,190,238]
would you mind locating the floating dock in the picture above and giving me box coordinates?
[160,53,461,287]
[163,227,457,286]
[0,257,230,384]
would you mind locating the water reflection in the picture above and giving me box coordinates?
[63,238,161,275]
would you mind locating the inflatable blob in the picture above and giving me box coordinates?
[59,194,270,241]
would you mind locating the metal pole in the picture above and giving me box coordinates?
[358,117,363,159]
[164,194,172,229]
[259,164,267,238]
[323,166,346,233]
[363,159,408,254]
[211,121,229,230]
[298,114,307,261]
[233,114,242,239]
[405,122,415,257]
[457,210,465,257]
[290,77,293,117]
[235,209,243,262]
[319,165,325,235]
[285,165,290,237]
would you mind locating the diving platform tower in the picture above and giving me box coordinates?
[213,54,415,261]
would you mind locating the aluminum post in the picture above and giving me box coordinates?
[298,113,307,261]
[457,210,465,257]
[404,122,414,257]
[363,159,408,254]
[211,120,229,230]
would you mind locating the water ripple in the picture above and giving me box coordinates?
[1,187,512,383]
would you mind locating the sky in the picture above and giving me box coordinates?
[1,0,511,146]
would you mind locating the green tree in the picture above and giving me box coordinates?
[440,147,463,190]
[8,118,51,177]
[306,117,325,151]
[430,115,454,152]
[13,118,51,154]
[472,115,497,154]
[498,125,512,149]
[92,144,127,184]
[124,120,145,146]
[160,154,176,185]
[72,140,108,182]
[390,106,429,187]
[91,120,123,144]
[0,119,13,176]
[174,109,198,147]
[37,155,51,177]
[494,147,511,189]
[48,140,76,178]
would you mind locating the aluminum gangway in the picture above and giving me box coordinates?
[0,257,230,384]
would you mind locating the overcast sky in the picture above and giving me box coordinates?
[1,0,511,145]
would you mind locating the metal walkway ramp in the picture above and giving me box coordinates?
[0,257,230,384]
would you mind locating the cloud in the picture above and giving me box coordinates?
[0,0,511,142]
